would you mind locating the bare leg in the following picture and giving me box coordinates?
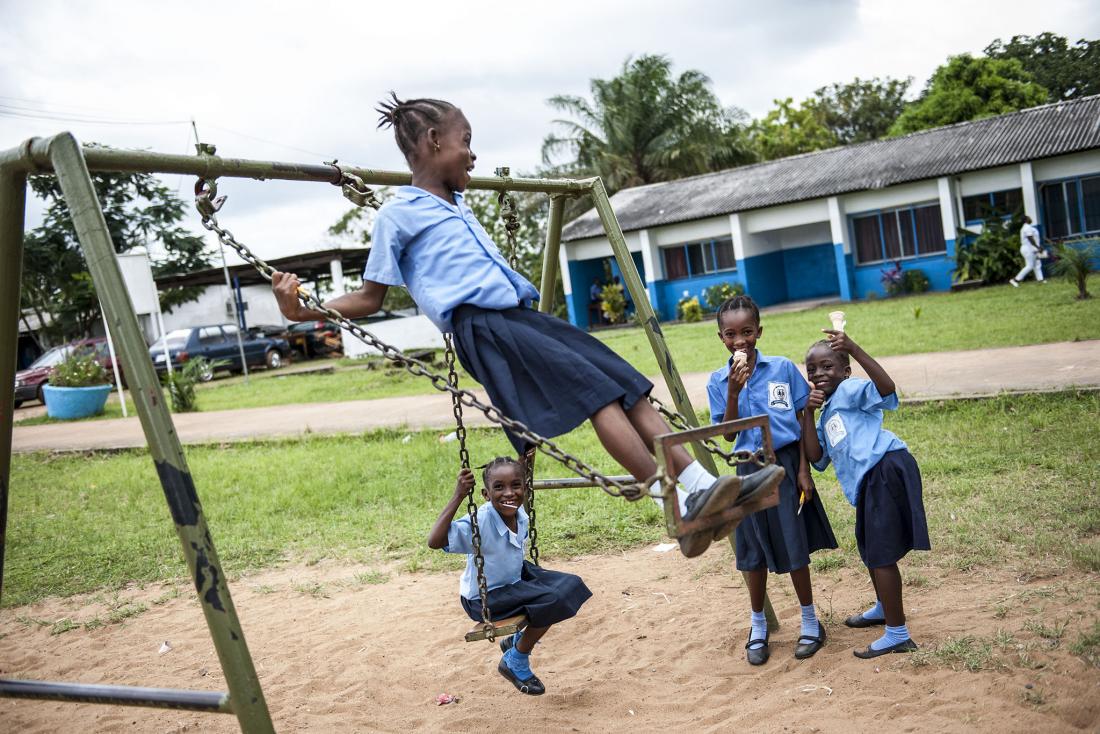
[517,625,548,654]
[745,569,768,612]
[590,402,659,480]
[789,565,814,607]
[870,563,905,626]
[625,399,695,477]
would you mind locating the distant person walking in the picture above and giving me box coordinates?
[1010,216,1046,287]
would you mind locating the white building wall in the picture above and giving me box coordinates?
[568,229,643,260]
[743,199,830,233]
[842,180,940,214]
[828,197,850,253]
[1033,149,1100,181]
[956,165,1021,196]
[651,215,731,245]
[162,284,288,333]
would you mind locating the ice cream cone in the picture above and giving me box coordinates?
[828,310,846,332]
[733,349,747,369]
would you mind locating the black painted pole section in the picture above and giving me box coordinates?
[0,679,232,713]
[46,133,274,733]
[0,164,26,604]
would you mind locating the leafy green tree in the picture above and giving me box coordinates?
[811,77,912,144]
[541,54,756,193]
[889,54,1048,136]
[22,158,212,342]
[749,97,837,159]
[985,32,1100,101]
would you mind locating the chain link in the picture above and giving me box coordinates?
[522,447,539,566]
[647,394,768,468]
[194,179,652,506]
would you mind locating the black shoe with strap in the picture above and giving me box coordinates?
[746,630,770,666]
[794,624,827,659]
[497,657,546,695]
[844,612,886,629]
[853,638,918,659]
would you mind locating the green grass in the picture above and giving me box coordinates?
[5,390,1099,608]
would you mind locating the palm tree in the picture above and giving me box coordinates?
[541,55,756,194]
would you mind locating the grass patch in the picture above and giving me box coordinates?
[912,635,998,672]
[354,570,390,586]
[1069,620,1100,668]
[5,391,1099,607]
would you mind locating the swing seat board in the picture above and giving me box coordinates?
[464,614,528,643]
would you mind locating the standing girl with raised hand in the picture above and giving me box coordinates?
[272,94,781,557]
[801,330,930,658]
[706,296,838,666]
[428,458,590,694]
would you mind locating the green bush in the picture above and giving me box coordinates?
[48,352,109,388]
[902,269,931,294]
[599,282,627,324]
[162,358,212,413]
[678,295,704,323]
[702,281,744,310]
[1052,238,1097,300]
[955,214,1024,283]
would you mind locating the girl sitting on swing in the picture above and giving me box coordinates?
[428,458,590,695]
[272,94,783,556]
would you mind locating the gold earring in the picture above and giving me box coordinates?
[434,142,440,152]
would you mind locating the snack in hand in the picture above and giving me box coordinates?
[828,310,846,332]
[733,349,748,369]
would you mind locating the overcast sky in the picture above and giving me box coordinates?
[2,0,1097,265]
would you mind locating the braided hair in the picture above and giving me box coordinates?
[808,338,850,365]
[716,294,760,326]
[481,455,525,488]
[376,92,458,162]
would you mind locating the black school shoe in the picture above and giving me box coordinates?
[853,638,918,659]
[844,613,886,629]
[711,464,786,541]
[746,630,770,666]
[497,657,546,695]
[794,625,827,659]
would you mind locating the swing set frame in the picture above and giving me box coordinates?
[0,133,776,733]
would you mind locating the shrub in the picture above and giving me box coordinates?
[678,296,703,323]
[955,213,1024,283]
[599,282,627,324]
[48,352,109,388]
[902,269,930,294]
[881,261,904,296]
[162,357,212,413]
[1052,238,1097,300]
[702,281,745,310]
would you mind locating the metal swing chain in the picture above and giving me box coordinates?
[443,334,494,636]
[193,176,654,504]
[494,167,540,565]
[646,394,768,468]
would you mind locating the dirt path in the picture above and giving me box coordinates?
[11,340,1100,453]
[2,545,1097,733]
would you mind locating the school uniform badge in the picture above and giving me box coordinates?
[825,414,847,447]
[768,381,791,410]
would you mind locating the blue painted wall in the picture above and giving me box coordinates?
[782,243,840,301]
[654,269,743,321]
[832,244,854,300]
[566,257,609,329]
[740,250,788,307]
[851,244,956,299]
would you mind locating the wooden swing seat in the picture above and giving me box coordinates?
[464,614,528,643]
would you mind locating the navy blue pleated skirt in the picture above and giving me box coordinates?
[461,561,592,628]
[855,449,930,568]
[451,305,653,453]
[735,442,838,573]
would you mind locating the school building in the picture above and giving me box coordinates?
[559,95,1100,329]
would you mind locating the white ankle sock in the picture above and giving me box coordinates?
[648,480,691,515]
[677,461,716,493]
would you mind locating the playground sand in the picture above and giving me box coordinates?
[2,546,1098,733]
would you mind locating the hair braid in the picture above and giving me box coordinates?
[480,455,525,488]
[808,338,850,365]
[717,294,761,326]
[376,92,457,162]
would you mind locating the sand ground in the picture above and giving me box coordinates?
[2,544,1098,733]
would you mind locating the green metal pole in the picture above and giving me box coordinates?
[588,178,779,632]
[537,194,566,314]
[46,133,275,733]
[0,164,26,604]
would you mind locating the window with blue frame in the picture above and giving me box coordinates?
[1040,175,1100,239]
[661,237,735,280]
[962,188,1023,225]
[851,203,946,265]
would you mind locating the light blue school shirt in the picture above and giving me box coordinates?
[812,377,907,506]
[445,502,529,601]
[707,351,808,453]
[363,186,539,332]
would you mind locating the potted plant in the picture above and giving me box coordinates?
[41,351,113,420]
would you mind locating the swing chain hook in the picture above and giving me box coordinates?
[326,159,383,210]
[194,178,227,221]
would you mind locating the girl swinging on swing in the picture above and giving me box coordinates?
[272,94,784,557]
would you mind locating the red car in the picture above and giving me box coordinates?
[13,337,123,408]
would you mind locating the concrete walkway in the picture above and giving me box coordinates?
[11,340,1100,453]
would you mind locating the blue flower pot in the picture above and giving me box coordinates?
[42,384,112,420]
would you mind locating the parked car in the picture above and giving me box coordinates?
[286,319,342,359]
[148,324,291,381]
[13,337,124,407]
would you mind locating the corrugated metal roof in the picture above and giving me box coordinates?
[562,95,1100,241]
